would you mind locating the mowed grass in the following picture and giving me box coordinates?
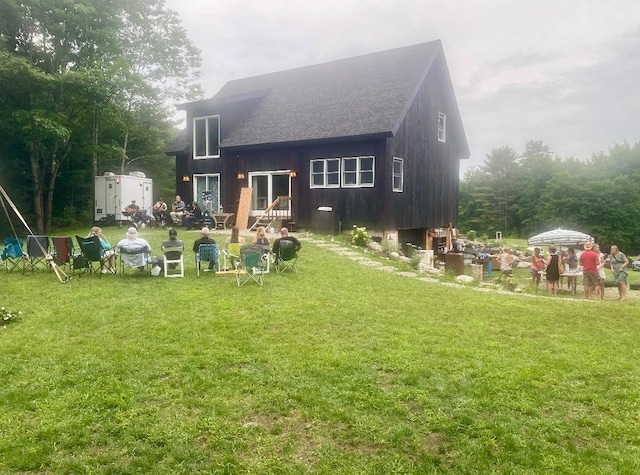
[1,227,640,474]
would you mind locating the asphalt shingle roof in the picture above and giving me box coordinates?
[211,41,442,149]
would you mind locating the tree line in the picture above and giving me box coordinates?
[458,140,640,254]
[0,0,202,234]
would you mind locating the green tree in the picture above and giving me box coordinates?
[0,0,202,233]
[465,146,520,235]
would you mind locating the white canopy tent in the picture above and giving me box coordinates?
[527,228,593,248]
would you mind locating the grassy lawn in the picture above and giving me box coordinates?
[1,226,640,473]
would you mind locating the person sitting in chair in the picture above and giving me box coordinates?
[170,195,186,225]
[161,228,184,270]
[193,227,217,272]
[272,227,301,261]
[116,227,153,269]
[183,201,202,230]
[152,198,169,227]
[87,226,116,273]
[252,226,270,246]
[124,200,145,226]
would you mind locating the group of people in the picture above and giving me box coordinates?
[85,225,301,275]
[524,242,630,300]
[150,195,197,229]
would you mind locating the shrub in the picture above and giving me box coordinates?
[351,225,371,247]
[466,229,477,241]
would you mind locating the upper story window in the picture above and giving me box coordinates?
[194,115,220,159]
[437,112,446,143]
[310,158,340,188]
[393,157,403,192]
[342,156,374,187]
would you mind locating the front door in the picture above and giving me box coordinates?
[193,174,220,212]
[249,171,290,215]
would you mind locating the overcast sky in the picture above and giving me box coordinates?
[165,0,640,175]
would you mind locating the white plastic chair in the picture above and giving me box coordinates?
[163,245,184,278]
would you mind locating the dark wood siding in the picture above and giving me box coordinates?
[389,52,462,231]
[225,139,388,230]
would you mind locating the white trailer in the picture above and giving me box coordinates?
[94,172,153,224]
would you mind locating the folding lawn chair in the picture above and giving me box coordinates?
[275,239,299,273]
[24,235,50,272]
[196,243,220,275]
[163,245,184,278]
[236,245,266,287]
[222,242,242,270]
[118,245,153,276]
[52,237,76,274]
[1,237,24,273]
[75,235,106,277]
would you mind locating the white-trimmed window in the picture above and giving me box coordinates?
[193,115,220,159]
[393,157,403,192]
[342,156,375,187]
[310,158,340,188]
[437,112,446,143]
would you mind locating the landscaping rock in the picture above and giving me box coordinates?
[456,275,475,283]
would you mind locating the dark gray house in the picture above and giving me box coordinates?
[167,40,469,248]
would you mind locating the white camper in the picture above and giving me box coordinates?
[95,172,153,224]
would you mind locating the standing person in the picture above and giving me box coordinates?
[87,226,116,273]
[545,246,560,295]
[592,243,606,300]
[530,247,545,289]
[565,247,579,293]
[498,247,513,281]
[609,244,629,301]
[579,242,600,299]
[272,227,301,261]
[252,226,270,246]
[170,195,186,225]
[193,227,217,272]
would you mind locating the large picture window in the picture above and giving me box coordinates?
[310,158,340,188]
[194,115,220,159]
[393,157,403,192]
[342,156,374,187]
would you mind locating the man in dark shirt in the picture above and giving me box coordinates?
[272,227,301,260]
[184,201,202,230]
[193,227,217,271]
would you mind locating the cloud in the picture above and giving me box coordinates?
[165,0,640,175]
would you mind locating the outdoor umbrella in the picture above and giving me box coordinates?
[527,228,593,247]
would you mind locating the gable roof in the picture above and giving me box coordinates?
[181,41,455,149]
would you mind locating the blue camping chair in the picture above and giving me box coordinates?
[1,237,24,273]
[196,243,220,275]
